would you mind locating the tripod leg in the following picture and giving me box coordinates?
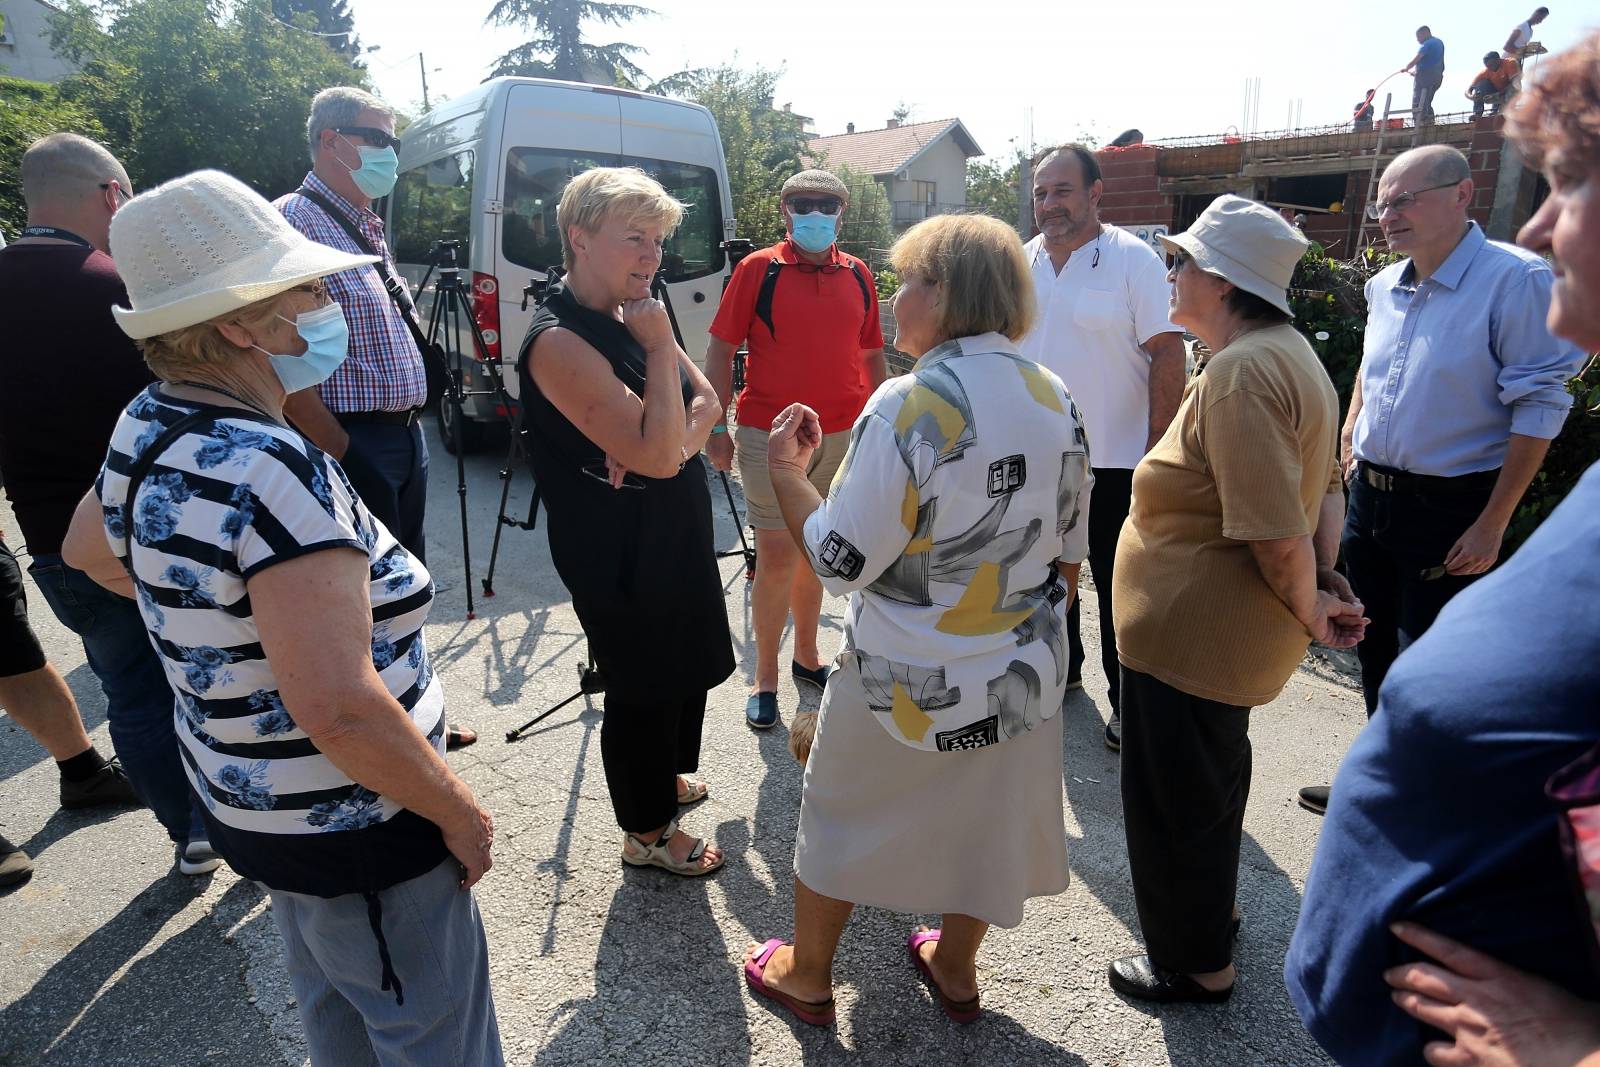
[443,298,476,620]
[482,415,521,598]
[717,470,757,580]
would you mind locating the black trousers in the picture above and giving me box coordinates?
[600,689,707,833]
[338,419,430,565]
[1341,468,1494,716]
[1067,468,1134,711]
[1120,666,1251,974]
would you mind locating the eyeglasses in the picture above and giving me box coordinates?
[1169,250,1191,271]
[786,197,843,216]
[99,182,130,203]
[334,126,402,152]
[580,462,645,490]
[1366,181,1460,220]
[288,280,332,306]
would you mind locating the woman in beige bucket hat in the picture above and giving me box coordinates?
[61,170,503,1064]
[1106,194,1367,1004]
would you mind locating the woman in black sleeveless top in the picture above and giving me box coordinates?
[516,167,734,876]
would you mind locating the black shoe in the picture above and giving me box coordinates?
[745,691,779,730]
[60,756,142,810]
[1108,954,1233,1004]
[1297,785,1330,815]
[0,834,34,888]
[791,660,832,692]
[1104,712,1121,752]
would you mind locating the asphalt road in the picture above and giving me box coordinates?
[0,420,1364,1066]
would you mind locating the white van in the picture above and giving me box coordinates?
[386,77,734,451]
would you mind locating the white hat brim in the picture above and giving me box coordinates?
[1158,231,1296,318]
[113,241,378,339]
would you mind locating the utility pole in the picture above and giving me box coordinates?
[419,52,431,111]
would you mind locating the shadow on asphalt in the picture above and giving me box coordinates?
[0,875,272,1064]
[534,876,752,1066]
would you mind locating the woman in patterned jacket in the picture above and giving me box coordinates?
[61,170,502,1066]
[742,213,1093,1027]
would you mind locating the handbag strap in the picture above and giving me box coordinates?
[118,409,223,574]
[294,186,432,354]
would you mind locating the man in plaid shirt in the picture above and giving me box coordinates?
[275,87,429,561]
[276,88,478,750]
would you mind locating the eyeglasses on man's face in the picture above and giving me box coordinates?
[786,197,843,216]
[1169,250,1191,272]
[99,182,130,204]
[1367,181,1460,220]
[287,280,332,307]
[334,126,402,152]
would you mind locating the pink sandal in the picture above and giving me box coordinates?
[744,939,836,1026]
[908,929,982,1024]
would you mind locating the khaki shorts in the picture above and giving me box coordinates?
[735,424,852,530]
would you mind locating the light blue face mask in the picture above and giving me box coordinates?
[339,135,399,199]
[790,210,838,254]
[256,302,351,394]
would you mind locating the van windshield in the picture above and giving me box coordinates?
[502,148,724,282]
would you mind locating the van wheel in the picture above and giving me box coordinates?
[437,396,487,454]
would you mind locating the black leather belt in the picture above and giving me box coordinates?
[1356,461,1498,494]
[336,408,421,428]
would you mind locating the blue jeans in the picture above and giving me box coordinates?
[27,553,203,844]
[341,421,429,565]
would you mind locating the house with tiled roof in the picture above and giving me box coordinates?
[808,117,984,229]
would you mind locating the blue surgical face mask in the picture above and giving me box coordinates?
[790,211,838,254]
[255,302,351,394]
[339,135,399,199]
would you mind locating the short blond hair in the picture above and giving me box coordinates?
[140,291,284,379]
[889,214,1035,342]
[556,166,686,270]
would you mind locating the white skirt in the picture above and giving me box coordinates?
[793,653,1070,929]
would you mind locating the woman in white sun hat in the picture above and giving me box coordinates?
[1106,193,1366,1005]
[60,169,502,1065]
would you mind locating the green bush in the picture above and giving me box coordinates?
[0,76,110,238]
[1289,241,1599,556]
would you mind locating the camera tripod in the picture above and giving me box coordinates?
[419,238,521,621]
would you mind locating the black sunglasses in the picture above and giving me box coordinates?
[99,182,130,203]
[334,126,402,152]
[786,197,843,215]
[1169,250,1191,271]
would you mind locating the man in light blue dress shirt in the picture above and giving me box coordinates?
[1297,145,1583,815]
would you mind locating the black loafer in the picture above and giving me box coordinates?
[1108,954,1233,1004]
[1297,784,1330,815]
[791,660,832,692]
[746,691,779,730]
[1104,712,1121,752]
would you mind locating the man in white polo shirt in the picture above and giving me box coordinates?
[1020,143,1186,750]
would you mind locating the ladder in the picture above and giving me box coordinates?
[1357,92,1421,253]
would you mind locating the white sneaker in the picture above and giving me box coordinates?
[176,838,223,876]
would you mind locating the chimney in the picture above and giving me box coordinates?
[847,122,855,134]
[886,118,900,129]
[782,102,792,112]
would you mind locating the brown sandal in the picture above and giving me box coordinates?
[621,818,724,877]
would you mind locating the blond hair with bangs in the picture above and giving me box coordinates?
[139,291,287,380]
[557,167,687,270]
[889,214,1036,343]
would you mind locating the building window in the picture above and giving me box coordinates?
[912,180,937,206]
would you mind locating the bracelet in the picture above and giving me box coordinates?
[709,425,727,435]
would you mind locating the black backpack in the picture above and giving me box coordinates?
[752,258,873,340]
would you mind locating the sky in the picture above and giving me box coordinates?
[349,0,1594,160]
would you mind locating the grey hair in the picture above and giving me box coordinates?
[306,86,394,162]
[20,133,130,209]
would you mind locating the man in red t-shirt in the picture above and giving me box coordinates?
[705,169,886,729]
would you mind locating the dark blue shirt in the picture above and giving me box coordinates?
[1415,35,1446,77]
[1285,461,1600,1065]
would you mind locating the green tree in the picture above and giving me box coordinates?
[677,64,807,248]
[272,0,363,62]
[0,76,110,237]
[965,152,1024,231]
[47,0,368,197]
[484,0,653,85]
[830,163,893,269]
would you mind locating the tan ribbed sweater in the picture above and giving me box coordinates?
[1114,323,1341,707]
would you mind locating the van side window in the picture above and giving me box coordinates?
[503,148,724,283]
[392,151,475,265]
